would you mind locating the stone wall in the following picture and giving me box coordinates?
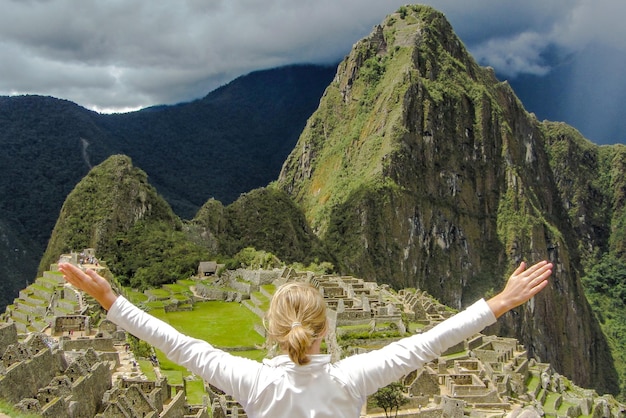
[440,396,464,418]
[336,309,371,323]
[229,268,281,286]
[161,388,186,418]
[442,341,465,356]
[243,300,265,320]
[0,323,18,354]
[229,278,258,295]
[54,315,90,334]
[164,300,193,312]
[474,340,514,363]
[408,369,440,397]
[61,287,80,304]
[67,360,113,418]
[194,284,228,301]
[40,396,67,418]
[60,336,115,352]
[0,348,63,403]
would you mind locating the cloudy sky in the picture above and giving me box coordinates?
[1,0,624,145]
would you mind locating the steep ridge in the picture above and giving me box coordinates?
[278,5,617,394]
[39,157,331,291]
[38,155,187,281]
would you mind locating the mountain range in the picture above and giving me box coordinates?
[0,63,336,311]
[2,4,626,400]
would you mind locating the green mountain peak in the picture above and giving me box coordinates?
[278,4,619,395]
[39,155,182,279]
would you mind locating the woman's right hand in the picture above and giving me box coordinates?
[487,260,552,318]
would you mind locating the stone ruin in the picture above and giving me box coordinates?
[1,253,625,417]
[0,325,113,417]
[96,375,202,418]
[237,268,626,417]
[0,252,210,418]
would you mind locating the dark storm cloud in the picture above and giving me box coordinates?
[0,0,624,143]
[0,0,410,111]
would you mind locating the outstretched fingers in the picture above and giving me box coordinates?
[523,260,551,283]
[59,263,92,290]
[487,260,553,318]
[58,262,117,310]
[527,264,552,294]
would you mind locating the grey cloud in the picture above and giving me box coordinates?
[470,32,554,77]
[454,0,626,76]
[559,42,626,143]
[0,0,624,144]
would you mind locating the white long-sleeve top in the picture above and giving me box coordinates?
[107,296,496,418]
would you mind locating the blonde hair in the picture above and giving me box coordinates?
[265,281,327,365]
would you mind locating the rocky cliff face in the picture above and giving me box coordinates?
[278,5,618,394]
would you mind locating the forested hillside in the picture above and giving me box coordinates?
[0,64,335,310]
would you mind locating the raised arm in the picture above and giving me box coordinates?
[487,260,552,318]
[58,262,118,310]
[58,261,263,402]
[339,260,552,396]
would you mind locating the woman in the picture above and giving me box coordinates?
[58,260,552,418]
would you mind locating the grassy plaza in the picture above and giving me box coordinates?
[144,300,266,403]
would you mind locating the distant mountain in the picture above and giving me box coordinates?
[0,215,38,308]
[98,64,337,217]
[0,64,336,310]
[199,186,333,265]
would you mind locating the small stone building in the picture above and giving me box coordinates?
[198,261,218,277]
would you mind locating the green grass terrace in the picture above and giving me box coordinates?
[143,300,266,402]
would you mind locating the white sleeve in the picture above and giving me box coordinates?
[335,298,497,396]
[107,296,263,403]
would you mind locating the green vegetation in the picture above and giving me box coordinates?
[37,154,261,291]
[272,7,625,397]
[184,377,206,404]
[261,284,276,293]
[138,359,158,380]
[37,155,211,290]
[372,381,408,418]
[150,301,264,348]
[337,323,406,343]
[222,247,283,271]
[112,221,209,289]
[541,122,626,399]
[128,334,153,358]
[0,399,41,418]
[216,187,333,266]
[120,282,269,405]
[2,2,626,403]
[526,374,540,394]
[582,254,626,400]
[251,291,270,311]
[441,350,469,361]
[0,64,335,313]
[141,299,265,403]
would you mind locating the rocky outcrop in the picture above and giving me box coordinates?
[278,5,618,394]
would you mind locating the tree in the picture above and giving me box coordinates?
[372,382,408,418]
